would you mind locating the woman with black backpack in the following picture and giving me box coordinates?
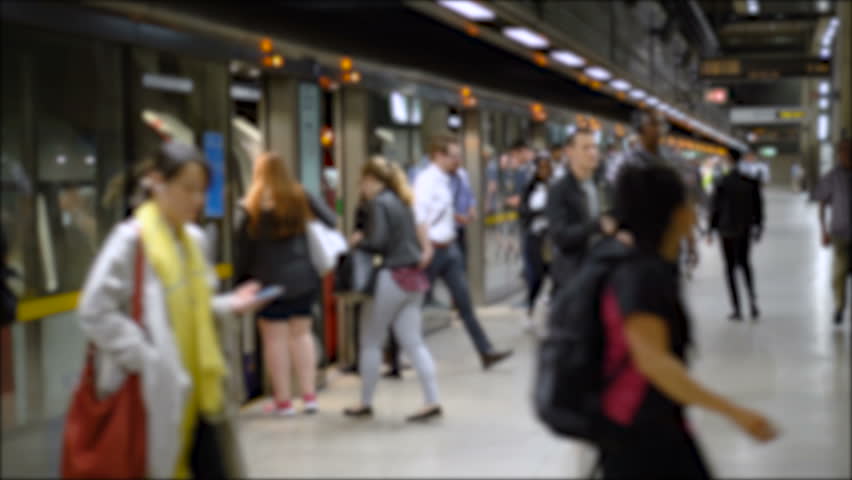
[597,164,778,478]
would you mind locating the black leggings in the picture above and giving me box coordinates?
[721,235,756,313]
[523,231,549,313]
[601,420,711,479]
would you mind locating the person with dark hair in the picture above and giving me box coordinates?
[546,128,618,294]
[599,164,777,478]
[814,136,851,326]
[519,155,553,331]
[414,133,513,370]
[708,149,764,321]
[77,140,270,477]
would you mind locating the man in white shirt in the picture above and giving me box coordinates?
[414,133,513,370]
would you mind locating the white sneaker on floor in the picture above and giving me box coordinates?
[522,313,535,332]
[264,402,297,417]
[304,400,319,415]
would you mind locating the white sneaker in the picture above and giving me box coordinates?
[522,313,535,332]
[264,402,297,417]
[304,400,319,415]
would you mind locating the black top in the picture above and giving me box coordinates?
[608,255,692,425]
[546,171,606,283]
[359,190,422,269]
[519,177,548,231]
[234,193,337,299]
[710,170,764,238]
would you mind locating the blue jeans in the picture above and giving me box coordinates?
[426,244,493,355]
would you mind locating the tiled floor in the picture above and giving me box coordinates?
[239,190,850,478]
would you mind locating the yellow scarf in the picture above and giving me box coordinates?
[135,202,226,477]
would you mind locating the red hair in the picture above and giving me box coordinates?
[244,152,312,238]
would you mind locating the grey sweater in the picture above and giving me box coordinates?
[360,190,421,269]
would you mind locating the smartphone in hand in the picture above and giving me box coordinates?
[255,285,285,302]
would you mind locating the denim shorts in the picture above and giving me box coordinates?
[257,292,318,321]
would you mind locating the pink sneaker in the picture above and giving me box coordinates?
[264,400,296,417]
[303,394,319,414]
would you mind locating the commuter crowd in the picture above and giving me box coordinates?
[7,107,850,479]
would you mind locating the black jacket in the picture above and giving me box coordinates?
[709,170,764,238]
[546,171,607,288]
[359,190,422,269]
[234,193,337,299]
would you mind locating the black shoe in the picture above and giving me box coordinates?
[340,364,359,375]
[728,312,742,321]
[406,406,442,423]
[343,406,373,418]
[751,305,760,320]
[835,310,844,326]
[481,349,514,370]
[383,369,402,379]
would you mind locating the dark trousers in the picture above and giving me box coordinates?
[426,244,493,355]
[721,234,756,313]
[601,420,711,479]
[523,231,549,313]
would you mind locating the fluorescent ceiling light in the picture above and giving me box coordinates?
[584,66,611,81]
[820,47,832,58]
[819,97,830,110]
[438,1,495,21]
[629,89,647,99]
[390,91,409,124]
[550,50,585,67]
[645,96,660,106]
[817,113,829,141]
[610,79,631,91]
[502,26,549,49]
[819,81,830,95]
[746,0,760,15]
[815,0,831,13]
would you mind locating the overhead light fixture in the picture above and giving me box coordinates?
[819,81,831,95]
[820,47,832,58]
[629,89,647,99]
[502,26,549,49]
[610,78,631,91]
[746,0,760,15]
[438,0,496,21]
[550,50,585,68]
[815,0,831,13]
[817,113,829,141]
[584,66,611,81]
[819,97,830,110]
[646,96,660,106]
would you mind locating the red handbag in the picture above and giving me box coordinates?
[61,242,147,479]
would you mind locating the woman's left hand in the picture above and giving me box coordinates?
[229,280,265,315]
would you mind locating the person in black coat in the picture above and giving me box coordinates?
[547,128,618,294]
[708,149,765,321]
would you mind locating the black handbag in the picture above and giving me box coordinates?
[334,249,380,298]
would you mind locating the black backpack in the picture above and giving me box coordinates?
[533,238,634,445]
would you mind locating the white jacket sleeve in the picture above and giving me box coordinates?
[77,222,153,373]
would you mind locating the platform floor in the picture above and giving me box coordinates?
[239,190,850,478]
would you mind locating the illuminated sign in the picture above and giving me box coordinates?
[700,57,831,79]
[776,110,805,120]
[759,146,778,158]
[704,88,728,104]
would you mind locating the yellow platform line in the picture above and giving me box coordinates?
[15,263,234,323]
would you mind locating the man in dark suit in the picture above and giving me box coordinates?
[708,149,765,321]
[547,128,618,294]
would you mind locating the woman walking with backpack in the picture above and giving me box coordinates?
[343,156,442,422]
[597,164,778,478]
[235,152,337,416]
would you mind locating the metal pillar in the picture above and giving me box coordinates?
[261,75,299,174]
[462,109,485,305]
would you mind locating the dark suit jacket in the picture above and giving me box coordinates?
[710,170,764,238]
[546,172,605,289]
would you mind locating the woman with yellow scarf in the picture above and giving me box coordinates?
[77,141,272,478]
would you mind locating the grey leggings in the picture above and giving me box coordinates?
[360,270,440,406]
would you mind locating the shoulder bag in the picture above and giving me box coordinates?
[61,241,147,479]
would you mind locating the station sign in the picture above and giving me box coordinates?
[730,107,808,125]
[700,57,831,80]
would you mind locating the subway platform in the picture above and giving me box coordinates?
[238,190,850,478]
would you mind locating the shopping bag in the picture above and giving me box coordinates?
[61,242,147,479]
[333,249,380,300]
[306,220,347,275]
